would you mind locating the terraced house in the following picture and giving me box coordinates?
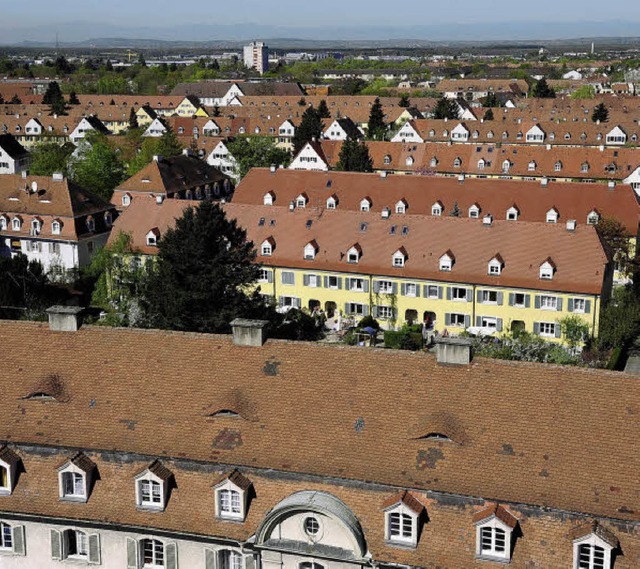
[109,197,612,341]
[0,315,639,568]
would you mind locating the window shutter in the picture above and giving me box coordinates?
[466,288,473,302]
[373,280,380,293]
[337,277,342,289]
[372,306,378,318]
[51,529,62,561]
[400,283,406,296]
[438,286,443,299]
[525,294,531,308]
[316,275,322,287]
[345,278,351,289]
[423,285,429,297]
[533,322,540,335]
[267,271,273,283]
[477,290,482,303]
[476,316,482,327]
[415,284,421,298]
[534,295,540,309]
[303,274,309,286]
[363,280,369,293]
[557,298,563,311]
[12,525,25,556]
[165,542,178,569]
[445,313,451,326]
[344,303,350,314]
[568,298,574,312]
[464,315,471,327]
[446,287,452,300]
[363,305,370,316]
[496,318,503,332]
[126,537,138,569]
[497,292,503,305]
[295,298,301,309]
[508,293,514,306]
[88,533,101,564]
[392,308,397,320]
[585,300,591,314]
[323,276,328,288]
[245,554,256,569]
[278,296,283,307]
[392,283,398,294]
[204,548,216,569]
[555,324,562,338]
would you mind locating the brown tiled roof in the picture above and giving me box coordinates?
[62,452,96,473]
[570,520,619,547]
[0,446,20,467]
[146,459,174,482]
[436,78,530,94]
[381,490,425,514]
[234,168,640,234]
[472,503,518,528]
[214,469,253,491]
[170,81,304,98]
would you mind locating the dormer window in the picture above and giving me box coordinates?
[392,248,407,267]
[52,219,63,234]
[554,161,563,172]
[58,453,96,502]
[360,198,371,212]
[431,202,443,216]
[304,241,318,260]
[0,447,20,495]
[30,218,41,234]
[506,206,519,221]
[540,259,555,280]
[0,216,7,230]
[383,490,425,548]
[587,210,599,225]
[135,460,173,511]
[347,244,361,264]
[488,255,504,276]
[263,192,275,206]
[326,195,337,209]
[571,522,617,569]
[214,470,252,522]
[11,217,21,231]
[122,193,131,207]
[296,194,308,208]
[546,208,559,223]
[383,155,391,165]
[261,238,275,256]
[581,162,590,173]
[502,159,511,173]
[473,504,518,563]
[395,200,407,214]
[146,228,160,247]
[104,212,112,228]
[453,157,461,168]
[468,204,480,218]
[528,160,537,171]
[406,156,414,166]
[439,251,454,272]
[430,157,438,167]
[86,217,95,232]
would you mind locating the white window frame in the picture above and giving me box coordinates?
[481,290,498,304]
[475,518,512,562]
[58,465,88,502]
[296,194,307,208]
[488,259,502,275]
[431,203,443,216]
[140,537,166,568]
[450,313,466,327]
[392,251,406,267]
[0,521,14,551]
[384,503,418,548]
[506,207,518,221]
[350,278,365,292]
[360,199,371,212]
[215,480,245,521]
[11,217,21,231]
[122,194,131,207]
[218,548,243,569]
[452,287,467,301]
[135,471,165,511]
[546,209,558,223]
[0,216,6,230]
[395,201,406,214]
[261,240,273,256]
[439,254,452,271]
[405,283,418,297]
[540,262,554,280]
[263,193,274,206]
[326,197,337,209]
[468,205,479,218]
[346,302,365,316]
[304,243,316,260]
[258,269,270,283]
[378,280,393,293]
[540,295,558,310]
[347,247,360,264]
[572,298,586,313]
[538,321,556,337]
[587,211,599,225]
[377,305,394,319]
[573,533,613,569]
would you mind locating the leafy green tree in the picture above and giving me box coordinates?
[484,92,500,107]
[226,137,291,180]
[337,136,373,172]
[29,142,75,176]
[0,255,53,320]
[292,106,323,154]
[449,201,461,217]
[531,77,556,98]
[432,96,460,120]
[596,217,639,280]
[558,315,590,352]
[597,285,640,351]
[398,94,410,108]
[571,85,595,99]
[367,97,387,140]
[70,135,125,201]
[42,81,66,115]
[68,91,80,105]
[139,201,273,333]
[128,107,139,130]
[317,99,331,118]
[483,108,494,121]
[137,53,147,67]
[127,129,184,176]
[592,102,609,122]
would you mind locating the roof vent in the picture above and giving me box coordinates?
[230,319,269,347]
[30,181,38,193]
[21,170,27,180]
[566,219,576,231]
[52,172,64,182]
[156,194,164,204]
[289,200,295,212]
[270,164,277,173]
[46,305,83,332]
[608,181,616,190]
[457,174,465,183]
[435,337,473,366]
[482,214,493,226]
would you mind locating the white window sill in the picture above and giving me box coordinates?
[476,553,511,564]
[385,538,417,549]
[137,503,165,512]
[539,333,555,338]
[60,495,88,503]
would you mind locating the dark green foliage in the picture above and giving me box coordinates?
[367,97,386,140]
[29,142,75,176]
[139,201,273,333]
[292,106,323,154]
[432,96,460,120]
[9,94,21,104]
[384,330,423,350]
[484,92,500,107]
[596,217,639,279]
[483,108,494,121]
[337,136,373,172]
[592,102,609,122]
[0,255,53,319]
[127,129,184,176]
[42,81,66,115]
[317,99,330,118]
[449,201,461,217]
[531,77,556,98]
[297,97,307,106]
[398,94,410,107]
[226,137,291,180]
[68,91,80,105]
[597,285,640,352]
[270,308,324,341]
[358,315,380,330]
[54,56,74,75]
[137,53,147,67]
[331,78,366,95]
[71,135,125,201]
[128,107,139,130]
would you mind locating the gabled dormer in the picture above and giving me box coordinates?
[431,201,443,216]
[383,490,425,548]
[360,197,372,212]
[395,199,408,214]
[525,124,545,143]
[263,191,275,206]
[468,203,480,218]
[304,240,319,260]
[392,247,407,268]
[0,214,7,230]
[134,460,173,511]
[546,207,559,223]
[58,452,96,502]
[571,521,618,569]
[439,250,454,271]
[473,503,518,563]
[390,121,423,143]
[506,205,519,221]
[213,470,253,522]
[203,119,221,136]
[488,254,504,276]
[605,125,627,145]
[295,193,308,208]
[0,446,20,495]
[539,257,556,280]
[451,122,470,141]
[146,228,160,247]
[326,194,338,209]
[587,209,600,225]
[261,237,275,256]
[346,243,362,264]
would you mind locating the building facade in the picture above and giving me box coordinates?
[243,43,269,75]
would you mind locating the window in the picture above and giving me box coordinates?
[546,209,558,223]
[581,162,590,173]
[31,219,41,234]
[360,198,371,212]
[468,205,480,218]
[281,272,295,285]
[304,516,320,536]
[279,296,301,309]
[539,295,558,310]
[383,155,391,165]
[538,322,556,337]
[296,194,307,208]
[480,526,506,557]
[395,201,406,214]
[405,283,418,297]
[0,217,6,230]
[0,465,7,493]
[61,472,85,499]
[326,197,336,209]
[11,217,21,231]
[488,258,502,275]
[587,211,599,225]
[347,246,360,264]
[135,462,171,511]
[572,298,587,313]
[393,251,406,267]
[376,306,394,319]
[513,293,526,307]
[426,285,440,299]
[219,550,243,569]
[452,287,468,301]
[0,522,12,550]
[261,240,273,256]
[449,313,466,327]
[540,261,555,280]
[305,274,319,287]
[64,529,89,559]
[554,161,562,172]
[218,489,242,516]
[506,207,518,221]
[345,303,365,316]
[139,479,162,506]
[327,276,339,289]
[431,203,443,216]
[142,538,165,567]
[439,254,453,271]
[388,511,414,542]
[528,161,536,171]
[377,280,393,293]
[263,193,274,206]
[481,290,498,304]
[258,269,271,283]
[122,194,131,207]
[350,278,365,292]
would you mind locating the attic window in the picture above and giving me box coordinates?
[209,410,240,418]
[24,392,56,401]
[420,433,452,441]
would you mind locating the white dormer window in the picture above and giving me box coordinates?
[392,249,406,267]
[546,208,559,223]
[453,157,461,168]
[606,126,626,145]
[383,155,391,165]
[540,260,555,280]
[135,461,172,511]
[360,198,371,212]
[0,216,7,230]
[506,206,519,221]
[261,239,273,256]
[11,217,21,231]
[347,245,361,264]
[326,196,337,209]
[528,160,536,171]
[439,252,453,272]
[430,157,438,167]
[432,202,443,216]
[587,210,599,225]
[488,257,503,276]
[383,491,424,548]
[395,200,407,214]
[406,156,414,166]
[0,447,19,496]
[146,229,160,247]
[263,192,274,206]
[474,505,517,563]
[581,162,590,173]
[122,193,131,207]
[304,242,318,260]
[502,160,511,173]
[554,161,562,172]
[58,454,95,502]
[296,194,307,208]
[573,531,615,569]
[468,205,480,218]
[214,471,252,521]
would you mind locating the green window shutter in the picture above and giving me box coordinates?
[415,284,421,297]
[373,280,380,293]
[88,533,101,565]
[508,293,514,306]
[475,316,482,327]
[466,288,473,302]
[51,529,62,561]
[165,542,178,569]
[363,280,369,293]
[345,278,351,289]
[316,275,322,287]
[445,313,451,326]
[400,283,406,296]
[533,322,540,335]
[476,290,482,303]
[205,548,216,569]
[303,274,309,286]
[446,287,452,300]
[497,292,503,305]
[557,298,563,311]
[496,318,503,332]
[392,282,398,294]
[126,537,138,569]
[464,315,471,327]
[267,271,273,283]
[344,303,349,314]
[568,298,574,312]
[422,285,429,297]
[12,525,25,556]
[363,305,370,316]
[585,300,591,313]
[525,294,531,308]
[534,295,540,309]
[372,306,378,318]
[323,276,328,288]
[438,286,443,299]
[337,277,342,289]
[555,324,562,338]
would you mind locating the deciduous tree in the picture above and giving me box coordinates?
[226,137,291,180]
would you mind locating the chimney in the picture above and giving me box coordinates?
[155,194,165,204]
[270,164,277,173]
[52,172,64,182]
[381,207,390,219]
[230,319,269,347]
[21,171,27,180]
[566,219,576,231]
[153,155,163,163]
[482,213,493,226]
[380,170,387,178]
[607,181,616,190]
[541,177,549,187]
[46,306,84,332]
[289,200,295,212]
[435,337,473,365]
[457,174,465,183]
[182,148,193,157]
